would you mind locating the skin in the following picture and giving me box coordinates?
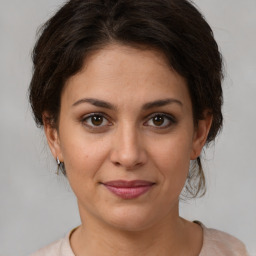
[44,43,212,256]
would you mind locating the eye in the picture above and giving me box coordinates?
[81,113,111,128]
[144,113,176,128]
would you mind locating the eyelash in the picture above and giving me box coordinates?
[80,112,176,130]
[81,112,112,129]
[144,113,176,129]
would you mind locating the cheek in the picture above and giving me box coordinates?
[58,123,110,184]
[149,132,193,192]
[60,137,111,206]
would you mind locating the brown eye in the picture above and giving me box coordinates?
[144,113,176,128]
[82,114,110,128]
[152,115,165,126]
[91,115,104,126]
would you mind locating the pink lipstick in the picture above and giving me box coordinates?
[102,180,155,199]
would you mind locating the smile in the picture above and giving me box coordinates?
[102,180,155,199]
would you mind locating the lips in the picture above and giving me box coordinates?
[102,180,155,199]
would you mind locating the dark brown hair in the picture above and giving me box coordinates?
[29,0,223,198]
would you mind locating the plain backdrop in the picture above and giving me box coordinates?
[0,0,255,255]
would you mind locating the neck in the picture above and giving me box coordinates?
[70,203,202,256]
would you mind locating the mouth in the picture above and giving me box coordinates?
[102,180,155,199]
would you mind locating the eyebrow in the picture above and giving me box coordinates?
[142,98,182,110]
[72,98,182,110]
[72,98,115,109]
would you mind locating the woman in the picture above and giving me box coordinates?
[29,0,248,255]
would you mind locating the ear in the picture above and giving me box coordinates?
[43,112,63,162]
[190,110,213,160]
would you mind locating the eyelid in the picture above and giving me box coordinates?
[80,112,176,130]
[143,112,177,128]
[81,112,112,128]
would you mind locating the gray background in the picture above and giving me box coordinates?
[0,0,255,255]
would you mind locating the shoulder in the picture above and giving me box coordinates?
[29,231,75,256]
[29,239,63,256]
[197,221,248,256]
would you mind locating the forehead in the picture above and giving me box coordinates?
[62,44,191,109]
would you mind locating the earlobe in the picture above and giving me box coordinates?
[190,111,213,160]
[43,113,63,162]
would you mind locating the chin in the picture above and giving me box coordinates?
[102,205,161,232]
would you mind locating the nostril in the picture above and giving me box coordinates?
[134,162,143,168]
[114,161,121,167]
[109,143,147,170]
[112,160,143,170]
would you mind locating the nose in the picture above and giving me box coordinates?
[109,123,147,170]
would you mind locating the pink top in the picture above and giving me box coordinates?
[30,222,248,256]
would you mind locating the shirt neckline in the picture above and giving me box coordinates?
[64,221,206,256]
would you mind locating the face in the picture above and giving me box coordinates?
[45,44,211,231]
